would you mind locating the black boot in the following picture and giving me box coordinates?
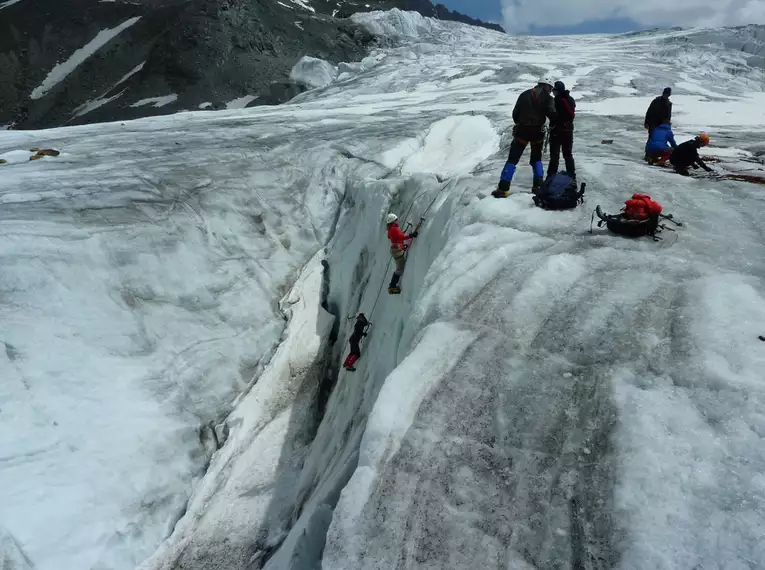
[492,179,511,198]
[388,273,401,294]
[532,177,543,195]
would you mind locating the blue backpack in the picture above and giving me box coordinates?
[533,172,585,210]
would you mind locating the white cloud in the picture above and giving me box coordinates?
[500,0,765,32]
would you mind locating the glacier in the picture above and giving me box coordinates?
[1,9,765,570]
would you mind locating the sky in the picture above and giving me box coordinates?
[438,0,765,34]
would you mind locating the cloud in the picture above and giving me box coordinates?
[500,0,765,33]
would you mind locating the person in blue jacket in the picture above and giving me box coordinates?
[644,123,677,165]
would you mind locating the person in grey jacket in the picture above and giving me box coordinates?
[493,77,556,198]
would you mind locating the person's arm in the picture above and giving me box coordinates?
[512,92,523,123]
[546,92,557,121]
[695,156,713,171]
[560,95,575,121]
[644,100,655,128]
[669,131,677,149]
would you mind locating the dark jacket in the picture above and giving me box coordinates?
[512,85,556,128]
[549,90,575,132]
[669,139,710,171]
[349,315,369,345]
[645,123,677,154]
[644,96,672,129]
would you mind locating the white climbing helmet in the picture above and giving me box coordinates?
[538,75,555,87]
[386,213,398,224]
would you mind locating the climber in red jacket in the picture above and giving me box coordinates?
[386,212,418,294]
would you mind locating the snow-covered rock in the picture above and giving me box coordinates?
[290,56,338,89]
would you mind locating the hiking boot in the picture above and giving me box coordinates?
[492,180,510,198]
[532,177,543,195]
[388,287,401,295]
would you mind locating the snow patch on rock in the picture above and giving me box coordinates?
[30,17,141,100]
[130,94,178,108]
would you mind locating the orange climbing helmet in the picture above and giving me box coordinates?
[697,132,710,146]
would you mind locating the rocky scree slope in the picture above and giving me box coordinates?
[0,0,503,130]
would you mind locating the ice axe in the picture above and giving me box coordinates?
[660,213,683,227]
[404,216,425,235]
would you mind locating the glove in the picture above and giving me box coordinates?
[412,231,419,238]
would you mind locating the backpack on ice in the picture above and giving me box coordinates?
[533,172,585,210]
[592,193,682,241]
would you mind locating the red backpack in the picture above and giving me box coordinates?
[624,194,662,220]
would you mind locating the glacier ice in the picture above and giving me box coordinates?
[290,56,338,90]
[2,10,765,570]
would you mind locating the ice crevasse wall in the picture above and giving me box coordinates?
[138,105,503,569]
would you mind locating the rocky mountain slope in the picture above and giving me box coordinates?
[0,0,503,130]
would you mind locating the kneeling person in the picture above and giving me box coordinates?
[644,123,677,165]
[669,133,712,176]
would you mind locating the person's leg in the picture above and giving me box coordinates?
[495,138,527,195]
[530,139,544,190]
[547,134,561,178]
[562,131,575,178]
[389,254,406,288]
[646,148,667,164]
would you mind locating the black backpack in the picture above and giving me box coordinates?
[533,172,585,210]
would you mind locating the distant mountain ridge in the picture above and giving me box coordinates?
[0,0,504,130]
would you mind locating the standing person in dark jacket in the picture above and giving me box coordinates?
[343,313,369,371]
[493,77,556,198]
[644,88,672,138]
[669,132,713,176]
[546,81,576,180]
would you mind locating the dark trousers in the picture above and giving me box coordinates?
[507,136,543,166]
[497,126,545,192]
[547,130,575,177]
